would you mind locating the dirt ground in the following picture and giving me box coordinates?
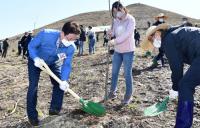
[0,40,200,128]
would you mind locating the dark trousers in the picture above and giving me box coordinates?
[135,39,140,47]
[103,39,108,47]
[2,48,8,58]
[178,57,200,102]
[18,46,22,56]
[27,58,64,120]
[23,47,27,57]
[154,48,164,65]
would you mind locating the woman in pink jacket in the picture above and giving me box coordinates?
[108,1,136,105]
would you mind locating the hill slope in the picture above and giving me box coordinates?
[40,3,200,30]
[9,3,200,44]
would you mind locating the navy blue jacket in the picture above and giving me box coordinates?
[79,28,86,41]
[161,26,200,90]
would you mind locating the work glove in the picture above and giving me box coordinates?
[108,39,116,47]
[169,89,178,99]
[59,81,69,91]
[34,57,45,69]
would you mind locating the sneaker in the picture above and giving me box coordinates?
[28,118,39,126]
[121,97,132,105]
[49,109,60,115]
[107,92,117,100]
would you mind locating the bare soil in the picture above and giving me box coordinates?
[1,40,200,128]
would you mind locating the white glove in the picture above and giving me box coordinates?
[59,81,69,91]
[34,57,45,69]
[169,89,178,99]
[108,40,116,47]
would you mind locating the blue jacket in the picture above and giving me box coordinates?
[161,26,200,90]
[28,29,75,81]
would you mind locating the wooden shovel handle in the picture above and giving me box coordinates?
[40,61,80,100]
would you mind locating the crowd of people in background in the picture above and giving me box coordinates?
[1,15,198,60]
[0,31,33,59]
[70,25,96,56]
[18,31,33,59]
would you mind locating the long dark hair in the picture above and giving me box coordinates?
[111,1,128,18]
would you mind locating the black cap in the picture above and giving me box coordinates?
[182,17,188,21]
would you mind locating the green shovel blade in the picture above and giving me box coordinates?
[144,96,169,116]
[79,98,106,117]
[144,51,152,57]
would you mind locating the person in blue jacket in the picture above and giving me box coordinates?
[27,21,80,126]
[142,23,200,128]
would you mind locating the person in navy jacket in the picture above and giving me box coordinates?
[27,21,80,126]
[142,23,200,128]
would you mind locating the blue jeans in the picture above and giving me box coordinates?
[89,39,95,54]
[27,58,64,120]
[78,41,84,55]
[110,51,134,100]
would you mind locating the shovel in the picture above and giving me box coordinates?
[144,96,169,116]
[40,61,106,117]
[104,44,111,100]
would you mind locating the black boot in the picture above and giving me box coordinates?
[175,101,194,128]
[28,118,39,126]
[49,109,60,115]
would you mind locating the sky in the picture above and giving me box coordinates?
[0,0,200,40]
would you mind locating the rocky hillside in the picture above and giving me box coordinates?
[41,3,200,30]
[8,3,200,43]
